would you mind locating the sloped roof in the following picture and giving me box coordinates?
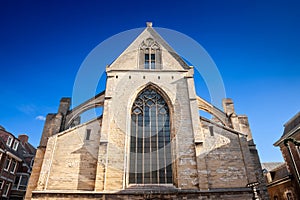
[274,111,300,146]
[0,129,36,167]
[261,162,285,172]
[270,164,289,182]
[262,163,290,184]
[282,112,300,136]
[108,22,190,70]
[0,125,5,131]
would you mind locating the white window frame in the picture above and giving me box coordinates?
[30,158,34,167]
[6,136,13,147]
[4,157,11,171]
[2,183,10,197]
[14,174,28,191]
[12,140,19,151]
[286,192,293,200]
[13,175,21,190]
[10,160,17,174]
[0,180,3,189]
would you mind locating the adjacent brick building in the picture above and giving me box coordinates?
[0,126,36,199]
[26,23,268,200]
[265,112,300,200]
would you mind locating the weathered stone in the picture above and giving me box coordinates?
[26,23,268,200]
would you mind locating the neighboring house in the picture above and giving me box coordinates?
[26,22,268,200]
[0,125,36,199]
[264,112,300,200]
[262,162,294,200]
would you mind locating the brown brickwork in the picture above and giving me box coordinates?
[266,112,300,200]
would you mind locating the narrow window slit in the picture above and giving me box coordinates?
[86,129,91,140]
[209,126,214,136]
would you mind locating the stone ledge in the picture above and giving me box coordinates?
[32,187,252,195]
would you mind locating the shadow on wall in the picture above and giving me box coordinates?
[71,142,98,190]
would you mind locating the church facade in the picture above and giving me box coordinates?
[25,23,268,200]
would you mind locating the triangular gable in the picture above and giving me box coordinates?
[108,23,190,70]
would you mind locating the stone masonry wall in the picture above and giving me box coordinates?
[197,119,253,189]
[36,119,101,191]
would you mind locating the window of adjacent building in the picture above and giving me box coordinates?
[4,158,11,171]
[10,160,17,174]
[2,183,10,197]
[13,175,20,189]
[0,180,3,189]
[86,129,91,140]
[287,192,293,200]
[30,158,34,167]
[139,38,161,69]
[129,87,172,184]
[19,175,28,190]
[274,196,278,200]
[7,136,13,147]
[12,140,19,151]
[13,174,27,191]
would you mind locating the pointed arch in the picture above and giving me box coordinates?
[139,37,162,69]
[129,85,172,184]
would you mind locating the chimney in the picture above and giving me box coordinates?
[18,134,29,143]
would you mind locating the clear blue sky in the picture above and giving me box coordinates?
[0,0,299,162]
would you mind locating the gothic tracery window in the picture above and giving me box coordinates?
[129,87,172,184]
[139,38,161,69]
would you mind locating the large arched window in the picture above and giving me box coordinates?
[139,38,162,69]
[129,87,172,184]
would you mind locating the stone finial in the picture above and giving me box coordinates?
[146,22,153,27]
[222,98,235,116]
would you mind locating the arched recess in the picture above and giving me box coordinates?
[139,38,162,69]
[128,84,173,185]
[196,96,230,127]
[64,91,105,129]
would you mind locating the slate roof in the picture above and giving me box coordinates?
[261,162,285,172]
[274,111,300,146]
[282,112,300,137]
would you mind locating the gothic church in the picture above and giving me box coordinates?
[26,23,268,199]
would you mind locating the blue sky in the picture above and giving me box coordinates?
[0,0,299,162]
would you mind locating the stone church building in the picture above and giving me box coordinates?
[25,23,268,199]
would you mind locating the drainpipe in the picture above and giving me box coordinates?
[284,138,300,187]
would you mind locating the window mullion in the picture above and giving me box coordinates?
[135,114,138,183]
[149,106,152,184]
[17,175,22,189]
[163,115,167,183]
[142,104,145,184]
[157,112,160,183]
[155,98,159,183]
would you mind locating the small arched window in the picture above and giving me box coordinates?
[139,38,162,69]
[129,87,172,184]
